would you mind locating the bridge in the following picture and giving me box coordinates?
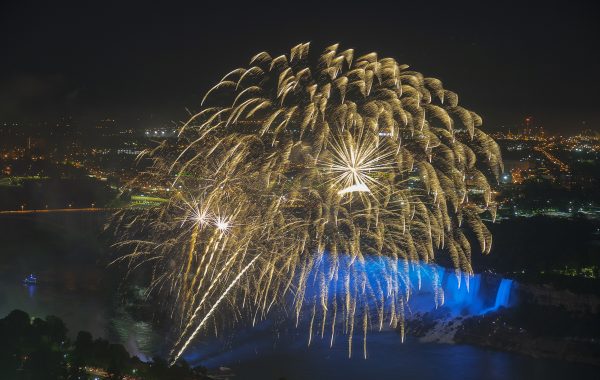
[0,207,114,215]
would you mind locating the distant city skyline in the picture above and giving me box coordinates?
[2,114,597,138]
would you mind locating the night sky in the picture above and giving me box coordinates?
[1,0,598,132]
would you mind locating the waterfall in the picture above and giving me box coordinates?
[466,275,482,305]
[493,279,513,309]
[478,278,513,314]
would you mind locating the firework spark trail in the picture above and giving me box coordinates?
[170,253,262,365]
[111,42,502,364]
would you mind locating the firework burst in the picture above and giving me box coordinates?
[111,43,502,363]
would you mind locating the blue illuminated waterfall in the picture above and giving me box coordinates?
[298,254,515,317]
[487,279,513,312]
[183,255,516,366]
[440,273,514,315]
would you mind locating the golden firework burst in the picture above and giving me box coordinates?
[111,42,502,363]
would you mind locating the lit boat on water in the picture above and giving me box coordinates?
[23,274,38,285]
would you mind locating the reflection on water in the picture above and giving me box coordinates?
[183,318,598,380]
[0,213,159,359]
[26,284,36,298]
[0,268,110,339]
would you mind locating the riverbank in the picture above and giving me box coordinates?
[406,280,600,366]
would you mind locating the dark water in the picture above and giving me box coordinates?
[0,213,597,379]
[192,330,594,380]
[181,311,598,380]
[0,212,160,359]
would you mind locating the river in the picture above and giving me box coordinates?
[0,212,596,379]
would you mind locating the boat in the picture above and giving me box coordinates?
[23,274,37,285]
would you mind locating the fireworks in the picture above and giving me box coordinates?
[111,43,502,363]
